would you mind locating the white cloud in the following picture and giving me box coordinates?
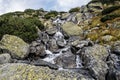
[0,0,27,14]
[53,0,91,11]
[0,0,91,15]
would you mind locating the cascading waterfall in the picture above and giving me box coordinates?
[76,55,83,68]
[42,47,70,64]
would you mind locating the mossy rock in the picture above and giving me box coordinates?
[0,34,29,59]
[62,22,83,36]
[0,63,94,80]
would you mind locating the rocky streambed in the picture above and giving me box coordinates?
[0,14,120,80]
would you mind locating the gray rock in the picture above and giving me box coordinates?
[71,40,94,48]
[35,44,46,56]
[32,59,59,70]
[112,41,120,54]
[71,40,94,54]
[29,46,36,53]
[80,44,109,80]
[106,53,120,80]
[57,39,66,48]
[30,42,46,57]
[46,28,57,36]
[40,32,49,44]
[31,41,40,47]
[54,49,76,68]
[0,53,12,64]
[48,39,58,52]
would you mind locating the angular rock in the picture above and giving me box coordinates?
[71,40,94,54]
[0,53,12,64]
[54,49,76,68]
[31,59,59,70]
[106,53,120,80]
[46,28,57,36]
[80,44,109,80]
[57,39,66,48]
[40,32,49,44]
[61,22,83,36]
[35,43,46,56]
[112,41,120,55]
[48,39,58,52]
[0,34,29,59]
[31,41,40,47]
[0,63,94,80]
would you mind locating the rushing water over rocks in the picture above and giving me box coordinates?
[1,13,120,80]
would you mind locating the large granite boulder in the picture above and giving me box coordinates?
[80,44,109,80]
[0,34,29,59]
[61,22,83,36]
[0,63,94,80]
[87,1,103,12]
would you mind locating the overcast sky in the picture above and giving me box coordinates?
[0,0,90,15]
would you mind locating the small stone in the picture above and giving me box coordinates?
[0,53,12,64]
[46,28,57,36]
[57,39,66,48]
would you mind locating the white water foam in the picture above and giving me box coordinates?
[76,55,83,68]
[43,47,70,64]
[54,31,64,40]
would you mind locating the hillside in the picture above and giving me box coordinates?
[0,0,120,80]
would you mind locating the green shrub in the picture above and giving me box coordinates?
[24,9,35,15]
[0,14,44,43]
[44,11,58,19]
[101,14,120,22]
[102,6,120,15]
[69,7,80,13]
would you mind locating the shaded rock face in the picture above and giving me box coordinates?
[0,34,29,59]
[48,39,58,52]
[79,45,109,80]
[87,2,103,12]
[112,41,120,55]
[106,41,120,80]
[54,49,76,68]
[30,41,46,57]
[0,63,94,80]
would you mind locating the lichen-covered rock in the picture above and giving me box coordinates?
[0,34,29,59]
[87,2,103,12]
[62,22,83,36]
[0,63,94,80]
[101,35,114,42]
[80,44,109,80]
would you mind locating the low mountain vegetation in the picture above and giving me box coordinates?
[0,14,44,43]
[44,11,58,19]
[69,7,80,13]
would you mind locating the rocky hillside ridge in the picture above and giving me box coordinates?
[0,0,120,80]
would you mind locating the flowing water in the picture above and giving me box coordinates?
[76,55,83,68]
[43,47,70,64]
